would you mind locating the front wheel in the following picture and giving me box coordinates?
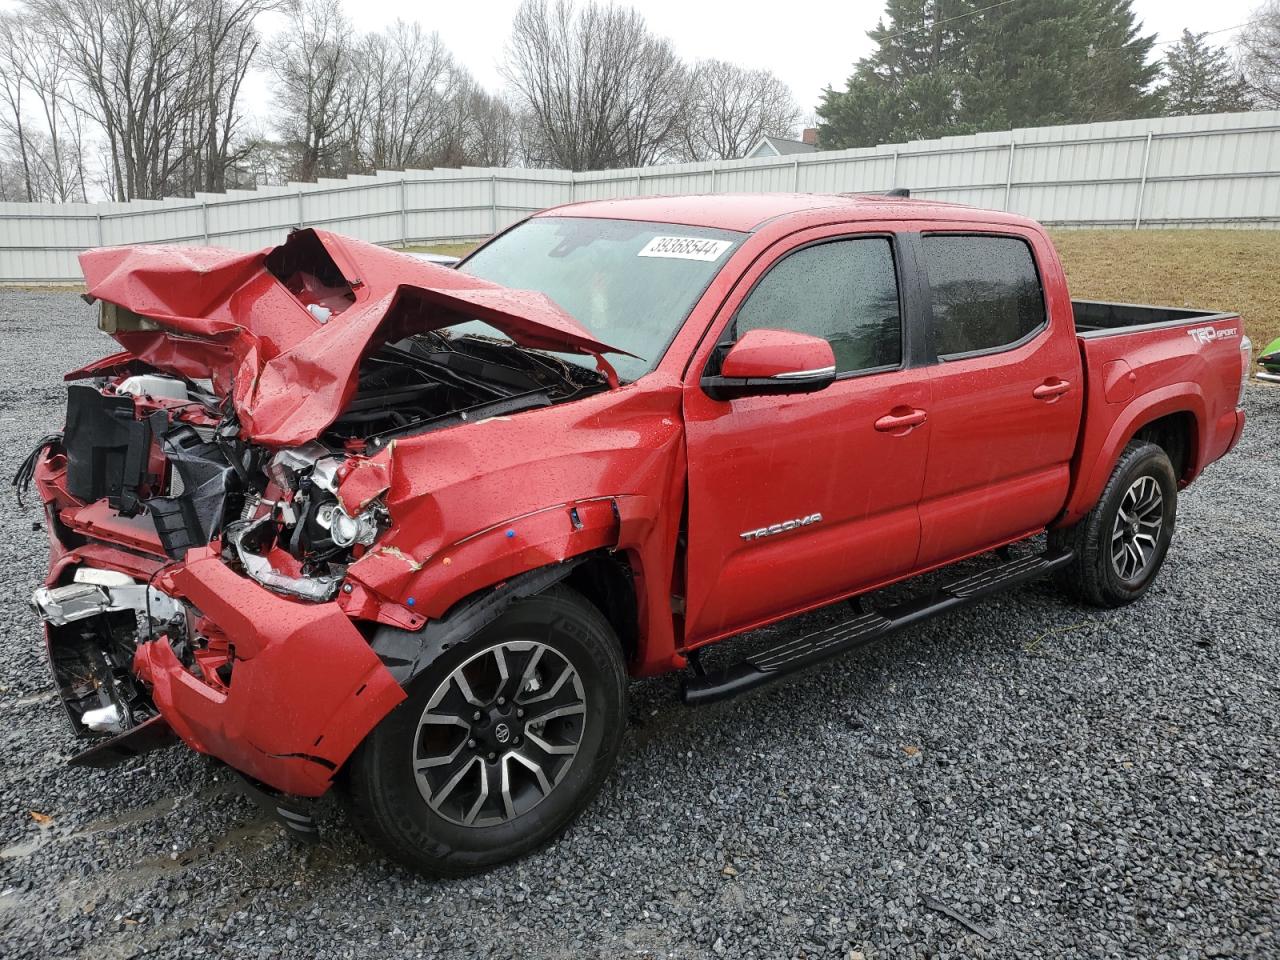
[1050,440,1177,608]
[341,586,628,876]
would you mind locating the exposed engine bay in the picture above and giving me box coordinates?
[327,329,604,443]
[51,324,602,584]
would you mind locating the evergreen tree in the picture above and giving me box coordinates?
[1067,0,1162,122]
[1161,29,1254,116]
[818,0,1162,148]
[818,0,972,147]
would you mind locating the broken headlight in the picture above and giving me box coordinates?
[224,446,388,602]
[314,500,380,549]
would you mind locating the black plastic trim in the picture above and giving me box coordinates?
[894,230,932,368]
[1073,300,1237,339]
[232,770,321,843]
[67,715,175,769]
[369,558,587,686]
[700,370,836,401]
[682,547,1075,706]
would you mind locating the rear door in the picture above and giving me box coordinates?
[681,225,932,644]
[913,228,1083,567]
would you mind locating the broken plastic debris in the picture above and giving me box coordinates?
[921,894,995,941]
[81,703,124,733]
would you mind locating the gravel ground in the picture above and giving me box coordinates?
[0,289,1276,960]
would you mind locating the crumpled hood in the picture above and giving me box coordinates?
[76,229,627,446]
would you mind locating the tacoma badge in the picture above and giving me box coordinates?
[740,513,823,542]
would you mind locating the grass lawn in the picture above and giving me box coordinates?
[1051,229,1280,350]
[402,241,481,260]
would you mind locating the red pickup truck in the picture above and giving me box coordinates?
[24,193,1249,875]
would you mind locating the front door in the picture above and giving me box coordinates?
[682,228,932,645]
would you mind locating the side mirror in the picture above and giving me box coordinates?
[700,329,837,401]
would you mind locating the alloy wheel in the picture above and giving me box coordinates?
[411,640,587,827]
[1110,475,1164,582]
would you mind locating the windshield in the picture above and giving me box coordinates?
[456,217,745,382]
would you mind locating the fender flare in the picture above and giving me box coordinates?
[368,557,586,687]
[1059,382,1205,527]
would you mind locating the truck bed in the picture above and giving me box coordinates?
[1072,299,1234,338]
[1061,300,1246,528]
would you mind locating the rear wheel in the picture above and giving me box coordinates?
[1050,440,1177,608]
[342,586,627,876]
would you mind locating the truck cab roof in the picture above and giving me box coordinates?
[536,191,1039,234]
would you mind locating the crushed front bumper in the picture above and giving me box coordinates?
[137,549,406,796]
[34,548,406,798]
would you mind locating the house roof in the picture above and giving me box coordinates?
[747,135,818,158]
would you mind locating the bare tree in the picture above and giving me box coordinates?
[188,0,275,193]
[232,132,295,187]
[247,6,525,181]
[28,0,207,199]
[361,22,462,170]
[610,23,687,167]
[504,0,687,169]
[460,87,521,167]
[24,23,90,200]
[0,0,819,198]
[1241,0,1280,106]
[679,59,801,161]
[0,155,29,200]
[269,0,356,181]
[0,13,91,201]
[0,14,37,200]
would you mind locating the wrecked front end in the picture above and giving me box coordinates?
[27,389,408,795]
[24,228,624,799]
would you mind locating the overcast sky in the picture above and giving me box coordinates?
[248,0,1262,118]
[1,0,1262,124]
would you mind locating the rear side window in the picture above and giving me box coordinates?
[922,235,1046,357]
[735,237,901,374]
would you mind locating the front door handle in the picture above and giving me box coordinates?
[1033,378,1072,401]
[874,408,928,433]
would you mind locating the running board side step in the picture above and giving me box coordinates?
[681,548,1074,706]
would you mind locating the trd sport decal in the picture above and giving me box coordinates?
[1187,324,1239,345]
[740,513,823,542]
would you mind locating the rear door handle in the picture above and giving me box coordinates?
[874,408,928,433]
[1033,378,1072,401]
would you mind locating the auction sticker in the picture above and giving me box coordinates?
[638,236,734,261]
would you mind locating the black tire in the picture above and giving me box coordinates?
[1050,440,1177,608]
[341,585,627,876]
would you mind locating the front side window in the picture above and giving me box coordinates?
[735,237,902,374]
[922,235,1047,357]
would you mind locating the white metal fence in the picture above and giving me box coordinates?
[3,110,1279,282]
